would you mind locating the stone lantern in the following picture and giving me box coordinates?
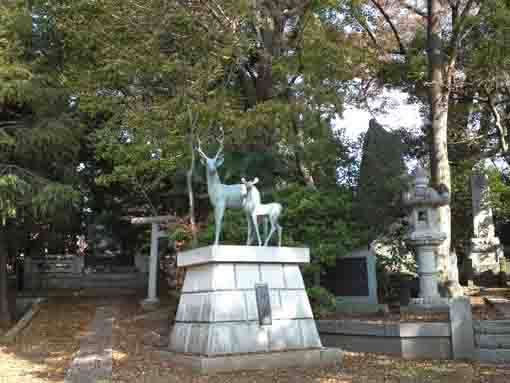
[403,166,450,307]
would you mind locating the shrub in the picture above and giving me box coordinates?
[306,286,337,318]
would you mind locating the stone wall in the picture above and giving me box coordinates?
[474,320,510,363]
[317,320,452,360]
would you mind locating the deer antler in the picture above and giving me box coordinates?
[214,126,224,159]
[195,135,209,160]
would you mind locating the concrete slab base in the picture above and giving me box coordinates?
[335,302,389,314]
[477,348,510,363]
[158,347,342,374]
[407,300,450,313]
[140,298,160,311]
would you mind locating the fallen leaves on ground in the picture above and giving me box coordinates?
[0,297,96,383]
[1,294,510,382]
[111,298,510,383]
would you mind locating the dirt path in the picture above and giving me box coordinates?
[64,300,113,383]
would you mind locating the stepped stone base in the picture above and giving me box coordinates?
[169,245,342,372]
[159,348,343,374]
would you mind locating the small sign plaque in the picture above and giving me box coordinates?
[255,283,272,326]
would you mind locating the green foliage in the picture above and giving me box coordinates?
[306,286,337,319]
[197,184,369,286]
[197,209,247,247]
[488,167,510,219]
[0,174,29,222]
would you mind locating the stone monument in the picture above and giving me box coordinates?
[469,169,503,274]
[167,144,342,373]
[357,119,406,236]
[403,166,450,308]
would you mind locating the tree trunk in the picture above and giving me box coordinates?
[0,228,11,327]
[292,118,316,189]
[187,131,198,248]
[427,0,451,281]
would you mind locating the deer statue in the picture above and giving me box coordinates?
[241,177,283,247]
[196,129,258,246]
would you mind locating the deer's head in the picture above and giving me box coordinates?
[241,177,259,200]
[196,128,224,175]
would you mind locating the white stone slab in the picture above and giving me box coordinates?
[279,290,313,319]
[300,319,323,348]
[178,246,310,267]
[244,290,258,321]
[182,264,211,292]
[212,291,247,322]
[186,324,209,354]
[283,264,305,289]
[211,264,236,290]
[260,264,285,289]
[269,319,299,351]
[176,293,213,322]
[235,264,261,289]
[169,323,190,353]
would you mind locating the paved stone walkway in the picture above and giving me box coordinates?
[64,301,113,383]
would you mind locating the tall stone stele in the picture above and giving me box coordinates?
[469,169,504,274]
[357,119,406,236]
[403,166,451,307]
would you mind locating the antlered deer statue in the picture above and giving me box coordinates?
[196,129,260,246]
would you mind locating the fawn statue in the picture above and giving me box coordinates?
[241,177,283,247]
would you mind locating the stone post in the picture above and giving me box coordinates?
[449,296,475,360]
[146,223,160,304]
[131,215,176,308]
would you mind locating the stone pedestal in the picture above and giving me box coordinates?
[168,245,342,373]
[409,242,450,309]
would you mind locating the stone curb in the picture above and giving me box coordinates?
[1,298,47,344]
[157,347,343,374]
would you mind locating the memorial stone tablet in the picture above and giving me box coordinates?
[255,283,272,326]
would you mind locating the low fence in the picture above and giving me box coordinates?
[474,320,510,363]
[317,297,493,362]
[24,254,148,290]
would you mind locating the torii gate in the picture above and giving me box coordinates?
[131,215,176,307]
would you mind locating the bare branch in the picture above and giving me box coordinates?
[214,126,224,159]
[487,91,509,153]
[370,0,407,55]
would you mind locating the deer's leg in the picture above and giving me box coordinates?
[277,223,282,247]
[246,213,253,246]
[263,216,269,244]
[264,218,276,247]
[252,213,262,246]
[214,204,225,246]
